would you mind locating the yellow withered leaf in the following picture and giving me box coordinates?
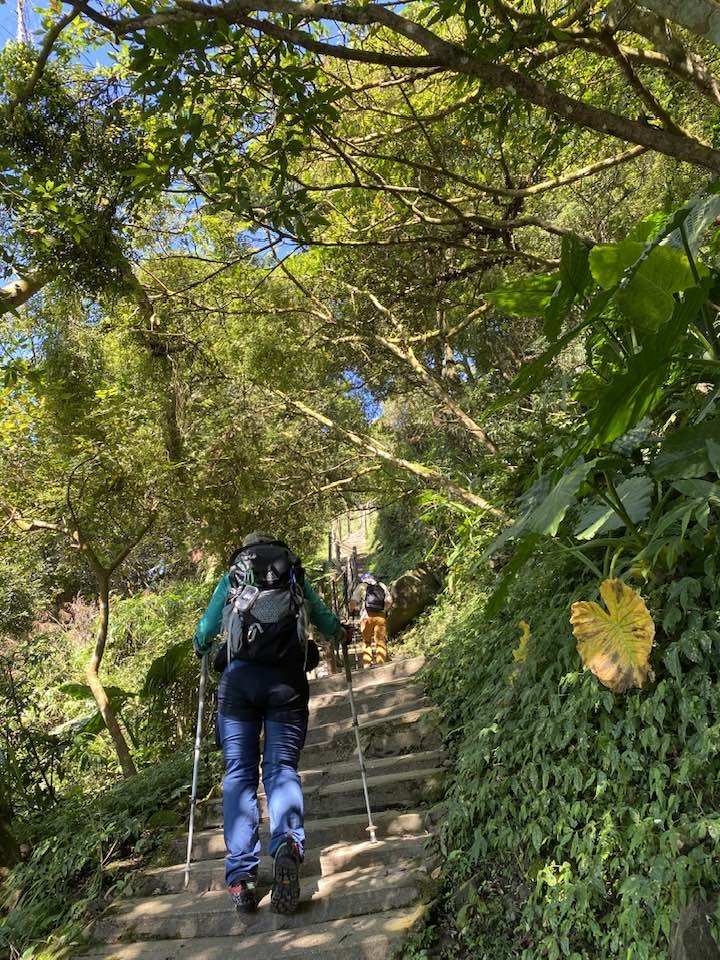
[509,621,531,686]
[512,620,531,663]
[570,579,655,693]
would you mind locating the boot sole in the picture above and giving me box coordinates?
[270,853,300,914]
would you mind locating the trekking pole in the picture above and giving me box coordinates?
[341,630,378,843]
[184,653,208,889]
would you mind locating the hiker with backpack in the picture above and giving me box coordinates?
[350,572,392,667]
[191,532,346,916]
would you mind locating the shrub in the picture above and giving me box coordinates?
[402,550,720,959]
[0,746,219,959]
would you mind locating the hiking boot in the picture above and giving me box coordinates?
[228,877,258,914]
[271,838,302,915]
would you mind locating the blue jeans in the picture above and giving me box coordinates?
[216,659,308,887]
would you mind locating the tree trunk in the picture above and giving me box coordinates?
[0,813,19,869]
[85,577,137,778]
[0,780,19,869]
[637,0,720,48]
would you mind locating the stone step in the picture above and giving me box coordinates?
[301,706,442,768]
[309,677,426,726]
[298,748,447,790]
[175,809,427,862]
[306,698,432,746]
[309,655,425,696]
[135,835,429,896]
[82,657,436,960]
[81,906,425,959]
[192,749,444,824]
[91,860,425,943]
[201,767,446,826]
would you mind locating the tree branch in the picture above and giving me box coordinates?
[346,142,648,199]
[558,0,596,28]
[636,0,720,49]
[344,284,502,456]
[317,465,382,493]
[107,512,156,574]
[567,34,720,106]
[0,500,63,533]
[73,0,720,170]
[7,4,83,115]
[272,388,507,517]
[600,29,692,138]
[0,270,51,316]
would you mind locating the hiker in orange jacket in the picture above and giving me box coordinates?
[350,573,392,667]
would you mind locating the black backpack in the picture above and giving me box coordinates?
[364,580,386,613]
[219,541,308,667]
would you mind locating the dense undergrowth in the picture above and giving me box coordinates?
[0,579,220,959]
[0,750,220,960]
[397,542,720,959]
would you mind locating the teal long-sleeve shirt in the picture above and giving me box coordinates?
[192,575,342,653]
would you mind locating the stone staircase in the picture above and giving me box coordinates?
[81,655,444,959]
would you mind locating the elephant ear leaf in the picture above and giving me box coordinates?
[570,579,655,693]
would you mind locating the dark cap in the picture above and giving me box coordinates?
[241,530,275,548]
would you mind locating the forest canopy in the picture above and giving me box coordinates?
[4,1,720,957]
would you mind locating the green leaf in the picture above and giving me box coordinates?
[610,417,654,456]
[59,682,94,700]
[488,459,596,557]
[586,356,670,450]
[584,286,706,448]
[663,645,682,682]
[485,534,541,617]
[559,234,592,297]
[142,641,188,697]
[479,287,612,424]
[544,235,591,340]
[590,242,701,328]
[513,309,601,397]
[652,419,720,481]
[628,213,668,243]
[574,476,654,540]
[486,274,557,317]
[543,281,573,341]
[590,241,646,288]
[525,459,597,536]
[59,683,135,703]
[662,188,720,255]
[618,249,702,328]
[671,479,720,501]
[50,712,104,739]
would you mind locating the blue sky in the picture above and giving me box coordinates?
[1,2,116,68]
[0,2,26,45]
